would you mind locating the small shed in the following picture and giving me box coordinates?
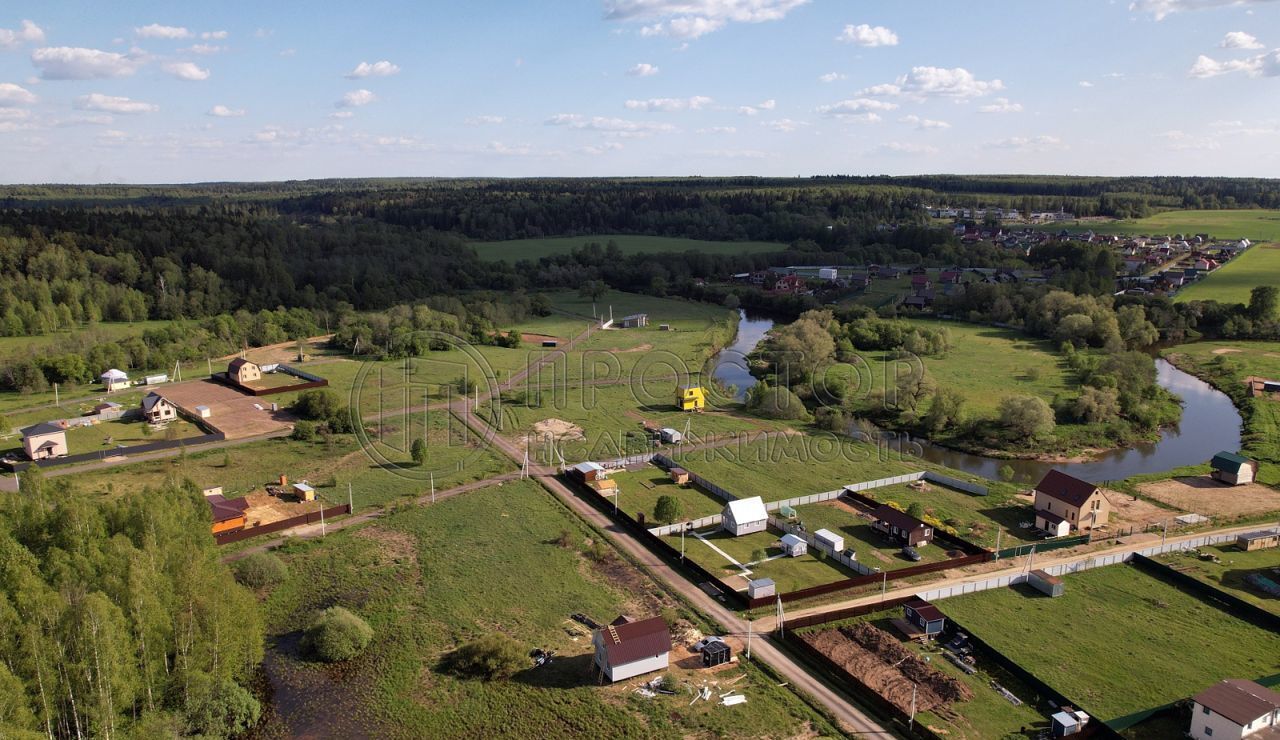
[195,405,212,419]
[669,467,691,485]
[813,528,844,553]
[722,496,768,536]
[590,478,618,494]
[1050,710,1090,737]
[779,533,807,558]
[144,373,168,385]
[1035,509,1072,538]
[1029,569,1065,597]
[569,461,607,483]
[1210,451,1259,486]
[1237,530,1280,552]
[290,482,316,502]
[747,578,775,599]
[701,640,731,668]
[903,600,946,637]
[618,313,649,329]
[101,368,130,392]
[659,427,683,444]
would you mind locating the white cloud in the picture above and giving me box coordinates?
[1130,0,1278,21]
[836,23,898,47]
[896,66,1003,99]
[697,125,737,134]
[986,134,1066,152]
[1078,80,1095,87]
[583,141,624,155]
[0,20,44,49]
[818,72,845,83]
[1160,129,1222,150]
[624,95,712,111]
[135,24,191,40]
[1189,53,1259,77]
[978,97,1023,113]
[737,99,776,116]
[899,114,950,129]
[817,98,898,117]
[466,115,506,125]
[74,93,158,114]
[697,148,771,159]
[0,83,37,107]
[627,62,660,76]
[336,89,377,108]
[163,61,210,81]
[202,30,229,40]
[1221,30,1265,48]
[207,105,245,117]
[329,111,355,119]
[31,47,145,80]
[877,141,939,155]
[0,107,30,119]
[605,0,810,40]
[185,44,225,55]
[760,118,806,132]
[545,113,676,137]
[856,83,901,97]
[346,60,401,79]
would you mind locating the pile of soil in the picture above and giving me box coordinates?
[841,623,972,704]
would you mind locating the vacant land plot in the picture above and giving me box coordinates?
[672,526,859,592]
[1178,244,1280,305]
[255,482,836,738]
[1159,543,1280,616]
[1034,209,1280,242]
[605,467,726,523]
[158,378,293,439]
[938,564,1280,729]
[471,234,783,262]
[1139,476,1280,519]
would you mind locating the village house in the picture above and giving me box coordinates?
[1236,531,1279,552]
[568,461,607,484]
[870,504,933,547]
[20,422,68,461]
[141,392,178,424]
[722,496,768,536]
[902,600,946,637]
[228,358,262,385]
[1032,470,1110,534]
[770,273,806,295]
[1189,679,1280,740]
[100,368,130,392]
[1210,452,1259,486]
[778,533,807,557]
[593,616,671,683]
[204,491,250,535]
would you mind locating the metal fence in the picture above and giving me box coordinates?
[769,516,876,575]
[213,503,351,545]
[648,514,723,536]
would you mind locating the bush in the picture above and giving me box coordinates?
[291,420,317,441]
[445,633,526,680]
[746,383,812,421]
[232,552,288,590]
[654,494,683,524]
[302,606,374,662]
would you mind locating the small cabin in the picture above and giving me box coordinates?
[722,496,768,536]
[779,533,807,558]
[1237,530,1279,552]
[813,528,844,553]
[100,368,130,392]
[747,578,775,599]
[659,427,683,444]
[903,600,946,637]
[290,482,316,502]
[569,461,607,483]
[618,313,649,329]
[228,358,262,385]
[701,640,731,668]
[593,616,671,683]
[669,467,691,486]
[1051,710,1091,737]
[1029,569,1065,597]
[676,385,705,412]
[1210,451,1259,486]
[870,504,933,547]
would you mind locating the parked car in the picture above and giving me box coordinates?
[902,546,922,562]
[693,636,725,652]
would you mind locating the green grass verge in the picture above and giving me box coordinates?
[1177,244,1280,305]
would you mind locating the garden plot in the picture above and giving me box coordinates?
[606,468,727,524]
[788,501,953,570]
[1158,544,1280,617]
[669,526,860,593]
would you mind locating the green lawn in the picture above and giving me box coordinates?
[1031,209,1280,241]
[854,483,1040,548]
[63,417,205,450]
[606,468,727,523]
[471,235,784,263]
[671,526,860,593]
[254,482,840,738]
[1177,244,1280,305]
[788,502,956,568]
[938,564,1280,729]
[1157,543,1280,616]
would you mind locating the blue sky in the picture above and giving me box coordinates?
[1,0,1278,182]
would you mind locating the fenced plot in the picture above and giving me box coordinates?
[670,526,862,593]
[159,379,294,439]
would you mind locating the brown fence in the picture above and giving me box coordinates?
[751,552,992,608]
[214,503,351,545]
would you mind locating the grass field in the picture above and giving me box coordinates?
[471,234,784,263]
[1176,244,1280,304]
[854,483,1040,548]
[1032,209,1280,241]
[254,482,840,738]
[789,501,961,567]
[938,564,1280,729]
[606,467,727,523]
[670,525,860,592]
[1157,543,1280,616]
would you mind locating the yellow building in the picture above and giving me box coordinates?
[676,385,705,412]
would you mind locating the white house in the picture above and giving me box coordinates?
[593,616,671,683]
[101,368,130,392]
[814,528,844,553]
[722,496,768,536]
[1190,679,1280,740]
[779,533,807,557]
[21,422,68,461]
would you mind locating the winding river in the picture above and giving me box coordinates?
[711,311,1243,484]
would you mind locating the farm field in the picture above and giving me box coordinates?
[938,564,1280,729]
[671,526,859,593]
[255,482,838,738]
[1177,244,1280,304]
[1031,209,1280,241]
[1157,543,1280,616]
[606,467,727,523]
[471,234,784,262]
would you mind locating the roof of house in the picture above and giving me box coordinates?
[619,313,647,321]
[872,504,928,532]
[779,533,806,548]
[21,421,65,437]
[725,496,768,524]
[228,358,258,372]
[1211,451,1254,473]
[205,493,250,523]
[1034,470,1100,508]
[1037,509,1069,526]
[1193,679,1280,726]
[1238,530,1280,542]
[598,616,671,665]
[141,392,170,412]
[572,461,604,474]
[905,600,945,622]
[100,368,128,380]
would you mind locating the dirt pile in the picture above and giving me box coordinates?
[842,623,971,704]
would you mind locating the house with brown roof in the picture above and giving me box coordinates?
[592,615,671,683]
[1033,470,1109,534]
[204,491,249,535]
[1190,679,1280,740]
[228,358,262,385]
[870,504,933,547]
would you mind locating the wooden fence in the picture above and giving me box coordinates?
[213,503,351,545]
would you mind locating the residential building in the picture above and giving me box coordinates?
[228,358,262,385]
[1211,452,1259,486]
[593,616,671,683]
[676,385,705,412]
[142,392,178,424]
[1190,679,1280,740]
[205,492,249,535]
[778,533,807,557]
[21,422,68,461]
[722,496,768,536]
[903,600,946,637]
[870,504,933,546]
[1032,470,1110,533]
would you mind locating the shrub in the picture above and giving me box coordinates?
[291,420,317,441]
[445,633,526,680]
[302,606,374,662]
[654,494,683,524]
[232,552,288,590]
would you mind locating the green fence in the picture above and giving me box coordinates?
[995,534,1089,560]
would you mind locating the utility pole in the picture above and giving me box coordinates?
[994,528,1002,558]
[430,474,435,504]
[53,383,58,407]
[319,502,326,537]
[680,525,686,561]
[347,482,353,514]
[909,684,918,732]
[207,358,212,377]
[1162,519,1169,547]
[775,596,785,638]
[746,618,753,661]
[1027,545,1036,573]
[881,570,888,603]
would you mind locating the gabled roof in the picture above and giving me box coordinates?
[1193,679,1280,726]
[598,616,671,665]
[905,600,945,622]
[725,496,767,524]
[1037,509,1069,526]
[21,421,65,437]
[228,358,258,372]
[141,392,171,412]
[872,504,928,532]
[1034,470,1099,508]
[779,533,806,548]
[572,461,604,474]
[100,368,128,381]
[205,493,250,523]
[1211,451,1254,473]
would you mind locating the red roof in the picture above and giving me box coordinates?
[905,600,945,623]
[1034,470,1099,508]
[1194,680,1280,726]
[598,616,671,665]
[206,494,249,523]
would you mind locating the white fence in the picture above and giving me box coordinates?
[766,489,845,511]
[770,516,877,575]
[599,451,659,469]
[649,515,723,537]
